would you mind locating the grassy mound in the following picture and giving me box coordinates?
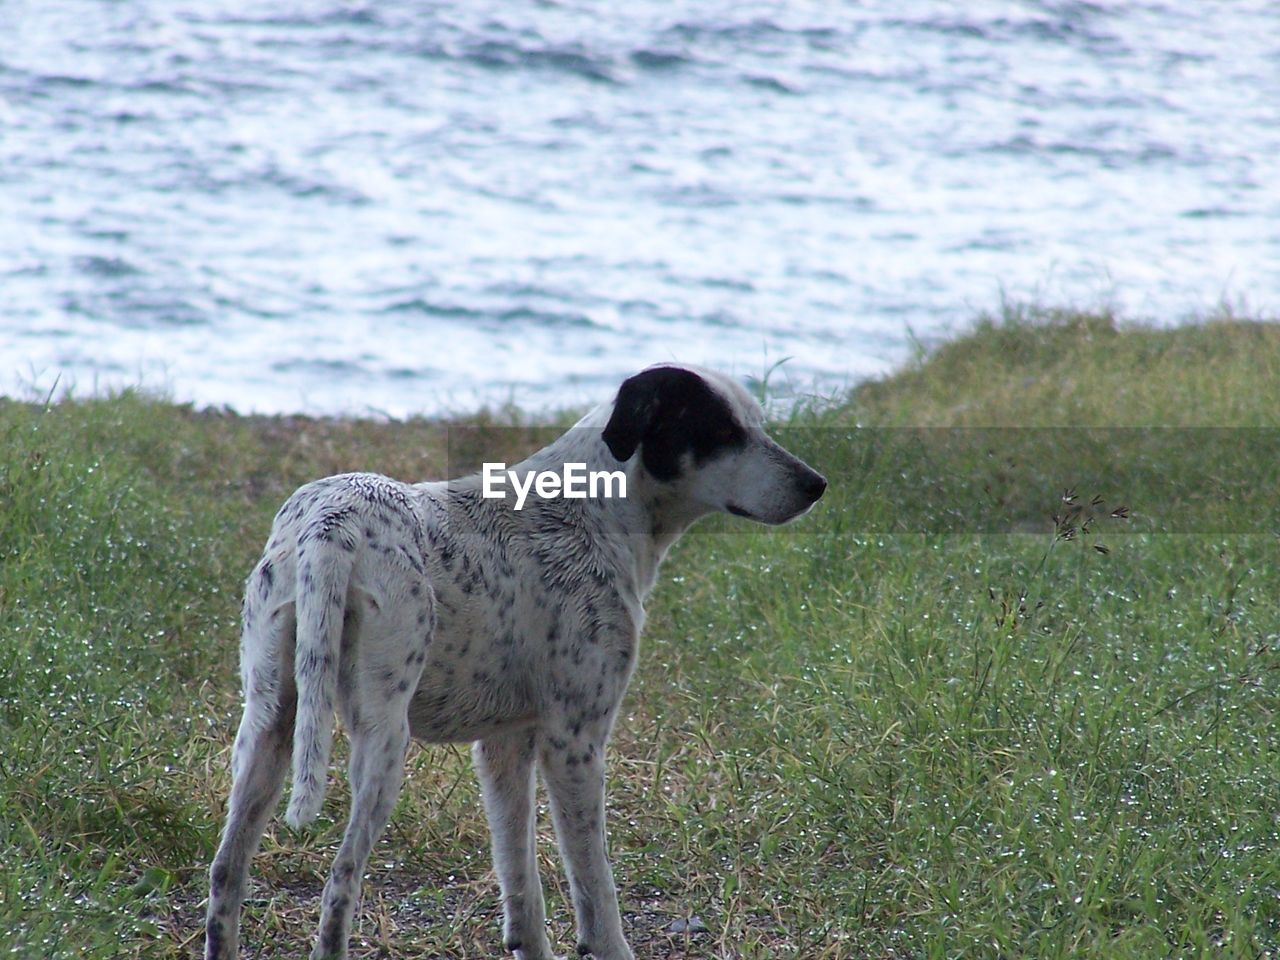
[1,307,1277,958]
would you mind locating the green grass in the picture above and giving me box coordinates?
[2,305,1279,958]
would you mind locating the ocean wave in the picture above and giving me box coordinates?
[660,18,847,47]
[213,6,383,30]
[443,37,621,84]
[74,255,142,278]
[628,48,697,70]
[62,287,210,330]
[270,357,368,375]
[152,158,372,204]
[383,299,599,330]
[981,135,1183,168]
[881,5,1123,50]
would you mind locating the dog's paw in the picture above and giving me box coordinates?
[507,939,564,960]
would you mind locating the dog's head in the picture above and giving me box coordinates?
[602,364,826,525]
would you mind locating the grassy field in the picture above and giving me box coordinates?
[2,306,1279,959]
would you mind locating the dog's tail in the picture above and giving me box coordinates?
[285,519,356,829]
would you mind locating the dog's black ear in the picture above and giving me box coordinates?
[602,368,668,462]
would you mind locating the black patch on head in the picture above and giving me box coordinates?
[602,367,747,481]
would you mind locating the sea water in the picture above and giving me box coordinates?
[2,0,1276,415]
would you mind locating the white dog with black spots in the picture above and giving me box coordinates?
[205,364,827,960]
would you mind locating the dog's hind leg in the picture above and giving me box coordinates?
[206,605,297,960]
[310,589,432,960]
[475,729,560,960]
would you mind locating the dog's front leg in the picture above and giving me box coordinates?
[539,724,634,960]
[474,730,560,960]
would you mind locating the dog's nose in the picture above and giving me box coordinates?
[799,467,827,503]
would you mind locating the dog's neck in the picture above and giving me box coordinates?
[507,405,709,608]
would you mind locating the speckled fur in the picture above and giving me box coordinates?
[205,365,826,960]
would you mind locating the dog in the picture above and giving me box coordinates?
[205,363,826,960]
